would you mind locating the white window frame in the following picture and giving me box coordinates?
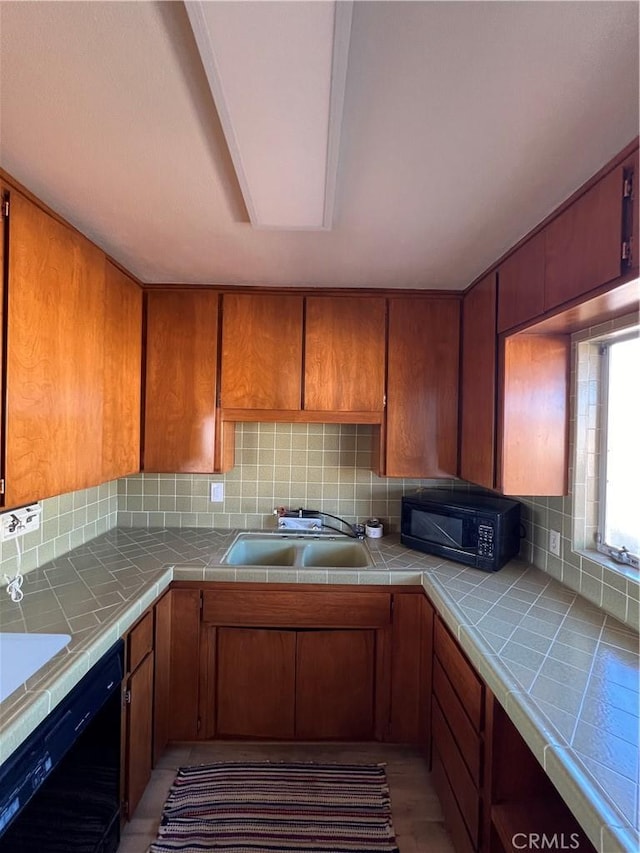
[595,330,639,571]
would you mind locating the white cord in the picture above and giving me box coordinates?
[5,534,24,602]
[5,572,24,602]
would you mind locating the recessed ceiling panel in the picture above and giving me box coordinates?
[185,0,352,230]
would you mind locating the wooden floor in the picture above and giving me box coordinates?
[117,741,456,853]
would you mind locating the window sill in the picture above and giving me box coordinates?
[576,548,640,584]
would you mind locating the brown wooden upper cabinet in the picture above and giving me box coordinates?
[545,160,629,312]
[461,272,571,497]
[497,147,637,333]
[499,332,570,496]
[497,232,545,333]
[304,296,386,413]
[219,293,385,420]
[143,290,219,473]
[3,188,107,508]
[102,262,142,482]
[460,274,497,490]
[383,297,460,477]
[220,292,303,411]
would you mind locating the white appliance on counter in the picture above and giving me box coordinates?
[0,633,71,703]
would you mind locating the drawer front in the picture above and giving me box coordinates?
[432,699,480,846]
[432,751,476,853]
[433,658,482,785]
[202,590,391,627]
[434,618,484,731]
[128,610,153,673]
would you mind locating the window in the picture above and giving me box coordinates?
[597,332,640,569]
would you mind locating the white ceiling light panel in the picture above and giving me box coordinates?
[185,0,353,230]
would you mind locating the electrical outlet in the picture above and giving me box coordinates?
[0,504,42,542]
[549,529,561,557]
[210,482,224,502]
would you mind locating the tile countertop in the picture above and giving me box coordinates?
[0,527,638,853]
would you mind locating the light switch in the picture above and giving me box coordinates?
[210,482,224,502]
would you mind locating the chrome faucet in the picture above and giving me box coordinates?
[273,507,323,532]
[274,507,365,539]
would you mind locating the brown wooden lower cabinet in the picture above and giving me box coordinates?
[434,616,484,731]
[433,749,476,853]
[200,586,394,741]
[124,652,154,818]
[431,616,485,852]
[217,627,296,738]
[485,698,596,853]
[165,584,431,744]
[296,629,375,740]
[432,614,596,853]
[152,590,172,764]
[122,612,155,821]
[433,658,482,785]
[433,699,481,848]
[207,625,380,740]
[167,588,201,740]
[390,592,434,748]
[155,582,595,853]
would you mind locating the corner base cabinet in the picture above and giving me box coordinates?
[164,584,431,747]
[211,626,377,740]
[199,588,391,741]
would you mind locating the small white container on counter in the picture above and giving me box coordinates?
[365,518,384,538]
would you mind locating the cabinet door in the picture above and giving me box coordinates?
[125,651,154,819]
[497,231,545,332]
[545,165,625,311]
[296,629,375,740]
[220,293,303,410]
[102,262,142,481]
[386,298,459,477]
[304,296,385,413]
[388,594,434,752]
[168,589,201,740]
[5,191,105,507]
[143,290,218,472]
[460,274,497,489]
[217,628,296,738]
[500,333,569,496]
[153,591,172,765]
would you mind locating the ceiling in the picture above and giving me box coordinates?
[0,1,638,291]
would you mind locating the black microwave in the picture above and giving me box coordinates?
[401,489,522,571]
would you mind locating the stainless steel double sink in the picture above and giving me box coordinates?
[221,532,373,568]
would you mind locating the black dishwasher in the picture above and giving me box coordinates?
[0,639,123,853]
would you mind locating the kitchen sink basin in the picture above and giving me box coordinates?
[221,533,373,569]
[300,540,372,568]
[222,538,298,566]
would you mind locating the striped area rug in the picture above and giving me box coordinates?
[149,761,400,853]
